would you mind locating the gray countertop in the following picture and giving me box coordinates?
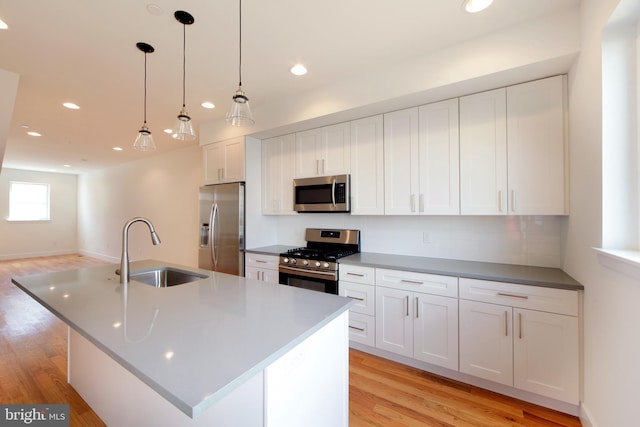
[11,260,353,418]
[340,253,583,291]
[245,245,298,256]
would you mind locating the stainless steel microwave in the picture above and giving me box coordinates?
[293,174,350,212]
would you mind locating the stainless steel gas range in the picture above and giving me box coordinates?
[278,228,360,294]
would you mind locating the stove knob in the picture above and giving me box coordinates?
[283,257,289,263]
[315,261,321,267]
[290,258,297,264]
[323,262,330,268]
[302,260,309,266]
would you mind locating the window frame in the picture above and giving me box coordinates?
[7,181,51,222]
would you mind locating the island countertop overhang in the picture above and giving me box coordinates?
[11,259,353,418]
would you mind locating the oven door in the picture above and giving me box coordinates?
[278,265,338,295]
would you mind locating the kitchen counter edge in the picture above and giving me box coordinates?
[339,253,583,291]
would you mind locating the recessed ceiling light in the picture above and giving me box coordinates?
[290,64,307,76]
[146,4,164,15]
[20,124,29,129]
[27,131,42,137]
[113,147,123,151]
[63,164,71,168]
[0,18,8,30]
[201,102,215,109]
[63,102,80,110]
[163,128,173,134]
[462,0,493,13]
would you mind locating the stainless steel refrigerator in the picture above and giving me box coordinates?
[198,182,245,276]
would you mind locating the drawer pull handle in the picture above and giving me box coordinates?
[400,279,423,285]
[255,260,267,263]
[349,325,365,332]
[347,272,365,277]
[415,297,419,319]
[347,296,365,301]
[497,292,529,299]
[405,295,409,317]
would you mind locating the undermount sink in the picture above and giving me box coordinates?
[129,267,208,288]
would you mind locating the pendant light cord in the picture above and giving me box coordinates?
[143,51,148,124]
[182,23,186,108]
[238,0,242,87]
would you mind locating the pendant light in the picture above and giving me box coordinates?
[133,42,156,151]
[226,0,254,127]
[172,10,196,141]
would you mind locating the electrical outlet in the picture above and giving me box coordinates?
[422,231,431,244]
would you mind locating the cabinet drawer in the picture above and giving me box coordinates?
[459,278,578,316]
[348,312,375,347]
[245,253,279,270]
[375,268,458,297]
[339,281,375,316]
[339,264,375,285]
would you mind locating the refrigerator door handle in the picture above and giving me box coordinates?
[209,203,219,268]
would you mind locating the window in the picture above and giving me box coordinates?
[8,181,50,221]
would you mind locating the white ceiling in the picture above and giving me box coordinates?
[0,0,579,174]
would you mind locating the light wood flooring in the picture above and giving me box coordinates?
[0,254,582,426]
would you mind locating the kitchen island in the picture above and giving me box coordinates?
[11,260,353,427]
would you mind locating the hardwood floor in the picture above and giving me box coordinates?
[0,255,582,426]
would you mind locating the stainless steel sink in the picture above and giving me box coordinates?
[129,267,208,288]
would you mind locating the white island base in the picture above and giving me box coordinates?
[68,312,349,427]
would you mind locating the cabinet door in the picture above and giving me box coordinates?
[262,134,296,214]
[222,137,245,182]
[513,308,579,404]
[350,116,384,215]
[459,299,513,386]
[375,287,413,357]
[245,266,262,281]
[507,75,567,215]
[203,143,224,185]
[413,294,458,370]
[261,269,280,284]
[418,99,460,215]
[321,122,351,176]
[294,128,322,178]
[459,88,507,215]
[384,108,420,215]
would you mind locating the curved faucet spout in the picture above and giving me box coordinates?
[120,217,161,284]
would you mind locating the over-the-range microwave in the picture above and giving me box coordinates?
[293,174,350,213]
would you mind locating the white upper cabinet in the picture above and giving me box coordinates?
[294,123,351,178]
[506,75,567,215]
[384,107,420,215]
[459,88,508,215]
[460,75,568,215]
[262,134,297,215]
[350,115,384,215]
[203,136,245,185]
[385,100,460,215]
[418,99,460,215]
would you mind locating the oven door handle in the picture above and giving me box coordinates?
[279,265,337,279]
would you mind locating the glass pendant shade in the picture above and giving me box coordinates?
[226,87,254,127]
[133,124,156,151]
[172,107,196,141]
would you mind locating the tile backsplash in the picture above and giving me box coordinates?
[274,214,566,268]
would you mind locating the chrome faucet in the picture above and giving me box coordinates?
[120,217,161,284]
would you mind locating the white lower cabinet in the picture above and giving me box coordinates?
[245,253,280,284]
[375,269,459,370]
[339,265,376,346]
[458,278,579,404]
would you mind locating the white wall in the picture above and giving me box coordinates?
[77,145,201,268]
[0,168,78,260]
[563,1,640,426]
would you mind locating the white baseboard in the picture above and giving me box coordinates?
[579,402,596,427]
[0,249,76,261]
[77,249,119,263]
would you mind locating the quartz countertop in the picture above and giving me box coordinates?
[245,245,299,256]
[340,253,583,291]
[11,260,353,418]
